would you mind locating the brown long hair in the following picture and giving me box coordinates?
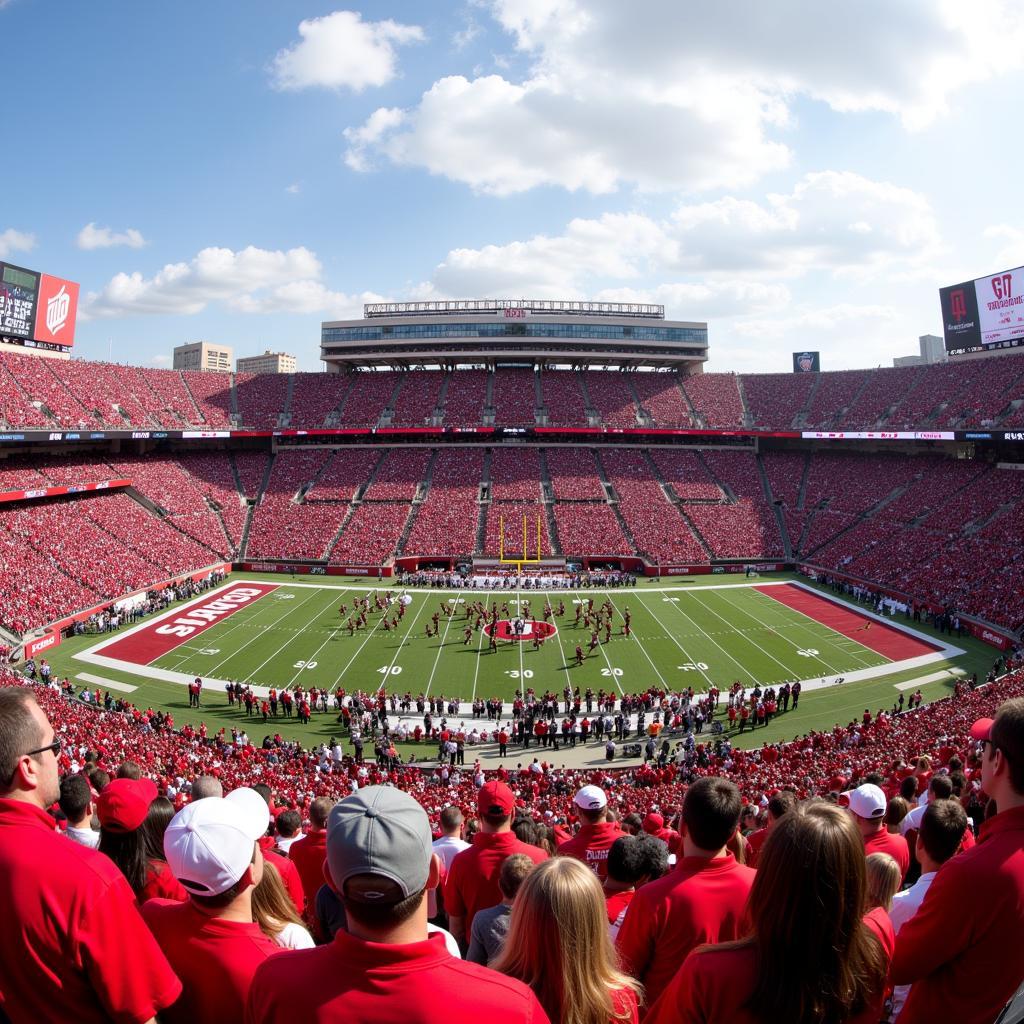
[493,857,641,1024]
[707,801,887,1023]
[252,862,304,939]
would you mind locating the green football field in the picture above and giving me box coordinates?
[46,571,999,758]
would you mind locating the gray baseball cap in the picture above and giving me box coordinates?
[327,786,433,902]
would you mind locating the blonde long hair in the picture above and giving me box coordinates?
[493,857,641,1024]
[252,862,304,939]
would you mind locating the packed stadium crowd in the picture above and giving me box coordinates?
[0,661,1023,1022]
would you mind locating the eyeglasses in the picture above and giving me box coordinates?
[980,738,1009,761]
[23,738,62,759]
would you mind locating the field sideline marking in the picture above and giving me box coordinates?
[76,672,137,693]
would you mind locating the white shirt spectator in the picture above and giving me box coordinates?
[65,825,100,850]
[432,834,471,872]
[887,871,938,1021]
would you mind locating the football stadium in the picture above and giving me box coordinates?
[2,5,1024,1024]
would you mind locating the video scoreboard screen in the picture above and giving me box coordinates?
[939,264,1024,355]
[0,262,79,348]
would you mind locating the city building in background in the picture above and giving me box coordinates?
[236,350,296,374]
[172,341,233,372]
[894,334,949,368]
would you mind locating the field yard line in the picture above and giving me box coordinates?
[286,612,349,687]
[746,587,881,670]
[234,589,336,684]
[547,596,571,678]
[469,591,492,703]
[571,589,624,695]
[600,590,667,688]
[683,587,833,678]
[330,604,391,689]
[76,672,137,693]
[204,588,325,679]
[713,587,865,674]
[376,593,429,694]
[424,597,461,700]
[516,589,525,684]
[631,591,714,687]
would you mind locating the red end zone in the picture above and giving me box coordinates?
[93,583,279,665]
[753,584,940,660]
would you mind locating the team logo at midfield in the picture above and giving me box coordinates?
[484,619,558,642]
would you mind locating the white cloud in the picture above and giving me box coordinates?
[285,182,302,195]
[77,222,147,250]
[345,0,1024,194]
[0,228,34,258]
[82,245,363,320]
[984,224,1024,271]
[427,172,940,296]
[343,107,406,171]
[271,10,424,93]
[149,354,172,367]
[452,17,481,50]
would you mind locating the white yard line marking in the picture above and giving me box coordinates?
[631,591,715,687]
[469,591,492,704]
[683,587,845,677]
[232,589,334,683]
[571,589,624,695]
[424,598,461,699]
[600,591,667,688]
[894,668,965,691]
[76,672,137,693]
[376,594,428,694]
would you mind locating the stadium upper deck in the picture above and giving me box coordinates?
[321,299,709,369]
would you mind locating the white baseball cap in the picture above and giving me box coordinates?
[847,783,887,820]
[574,785,608,811]
[164,787,270,896]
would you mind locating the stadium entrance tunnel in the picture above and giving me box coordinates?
[483,619,558,642]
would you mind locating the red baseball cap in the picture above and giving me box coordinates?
[643,812,665,833]
[477,780,515,817]
[970,718,995,742]
[97,778,157,833]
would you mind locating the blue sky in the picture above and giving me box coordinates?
[3,0,1024,372]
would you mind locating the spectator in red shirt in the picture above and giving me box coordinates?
[495,856,641,1024]
[0,687,181,1023]
[246,785,550,1023]
[98,780,188,903]
[445,780,549,945]
[615,777,756,1010]
[558,784,624,880]
[604,833,670,941]
[892,698,1024,1024]
[142,787,282,1024]
[744,789,797,868]
[646,801,893,1024]
[249,783,304,914]
[287,794,332,914]
[847,783,910,881]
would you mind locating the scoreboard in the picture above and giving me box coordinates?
[939,264,1024,355]
[0,262,79,349]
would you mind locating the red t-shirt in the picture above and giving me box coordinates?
[645,907,894,1024]
[141,859,189,903]
[558,820,624,880]
[615,852,755,1009]
[0,798,181,1023]
[744,828,768,868]
[606,889,635,932]
[892,804,1024,1024]
[445,831,549,933]
[863,826,910,881]
[245,928,551,1023]
[258,837,305,913]
[141,898,281,1024]
[288,829,328,910]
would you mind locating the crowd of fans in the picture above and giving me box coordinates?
[2,353,1024,432]
[0,660,1022,1022]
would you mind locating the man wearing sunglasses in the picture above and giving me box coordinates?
[0,686,181,1023]
[891,696,1024,1024]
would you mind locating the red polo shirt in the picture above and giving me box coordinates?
[0,798,181,1023]
[141,859,188,904]
[288,828,328,910]
[444,830,549,933]
[558,820,624,880]
[645,907,894,1024]
[141,898,281,1024]
[258,836,305,913]
[891,804,1024,1024]
[863,825,910,881]
[744,827,768,868]
[245,928,551,1023]
[615,852,756,1009]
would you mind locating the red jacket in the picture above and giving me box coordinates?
[892,804,1024,1024]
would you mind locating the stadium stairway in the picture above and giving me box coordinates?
[279,373,296,428]
[228,373,240,427]
[537,451,563,556]
[756,454,793,559]
[677,375,703,427]
[592,450,640,555]
[736,376,753,428]
[792,374,822,429]
[394,451,435,556]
